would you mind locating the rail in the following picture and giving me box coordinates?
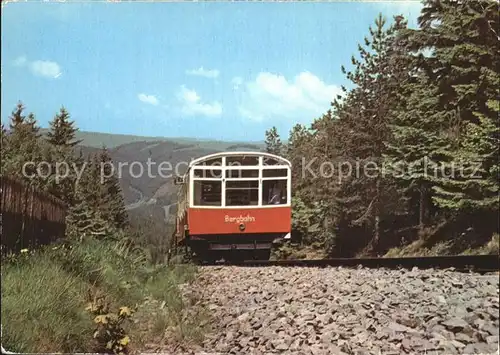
[209,255,500,273]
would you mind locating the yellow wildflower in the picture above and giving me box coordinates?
[119,306,132,316]
[94,315,108,324]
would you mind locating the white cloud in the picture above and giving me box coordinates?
[177,85,222,117]
[30,60,62,78]
[186,67,220,79]
[12,56,62,79]
[238,72,342,122]
[232,76,243,90]
[138,93,159,106]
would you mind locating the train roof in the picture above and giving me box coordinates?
[185,151,291,174]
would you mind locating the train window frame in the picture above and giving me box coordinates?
[193,168,223,179]
[225,169,259,179]
[189,153,292,208]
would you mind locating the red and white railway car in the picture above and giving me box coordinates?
[173,151,291,261]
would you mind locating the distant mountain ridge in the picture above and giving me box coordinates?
[39,128,266,150]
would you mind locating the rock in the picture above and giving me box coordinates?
[401,338,412,351]
[328,345,348,355]
[237,312,250,322]
[437,295,448,304]
[486,335,499,344]
[273,340,289,351]
[464,342,499,353]
[483,323,500,336]
[442,318,469,332]
[388,321,412,333]
[455,333,473,343]
[449,339,466,348]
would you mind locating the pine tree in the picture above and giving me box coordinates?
[45,107,82,205]
[3,103,44,186]
[79,153,101,210]
[46,107,81,147]
[264,126,284,156]
[433,101,499,211]
[287,123,313,191]
[331,14,409,248]
[96,147,128,230]
[403,0,499,214]
[384,73,447,232]
[9,101,26,130]
[66,187,110,241]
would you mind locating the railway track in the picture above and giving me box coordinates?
[208,254,499,273]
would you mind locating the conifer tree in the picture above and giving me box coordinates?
[264,126,284,156]
[66,187,110,241]
[96,147,128,230]
[80,153,101,210]
[384,73,447,232]
[45,107,81,205]
[287,123,313,191]
[9,101,26,130]
[390,0,499,218]
[3,102,44,186]
[46,107,82,147]
[331,14,409,247]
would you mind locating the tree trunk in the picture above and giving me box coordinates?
[419,186,426,235]
[374,178,381,247]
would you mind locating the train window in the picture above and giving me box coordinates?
[225,169,259,178]
[226,156,259,166]
[194,168,222,179]
[225,180,259,206]
[193,180,222,206]
[262,179,287,205]
[262,168,288,178]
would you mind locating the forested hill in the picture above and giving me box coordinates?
[37,128,265,150]
[264,1,499,258]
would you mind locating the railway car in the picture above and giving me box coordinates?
[172,151,291,262]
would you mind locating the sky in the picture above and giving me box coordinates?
[2,0,423,142]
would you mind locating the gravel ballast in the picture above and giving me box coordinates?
[185,266,499,355]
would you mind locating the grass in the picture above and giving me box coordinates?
[1,238,204,353]
[462,233,500,255]
[384,233,500,257]
[1,250,94,353]
[129,262,209,351]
